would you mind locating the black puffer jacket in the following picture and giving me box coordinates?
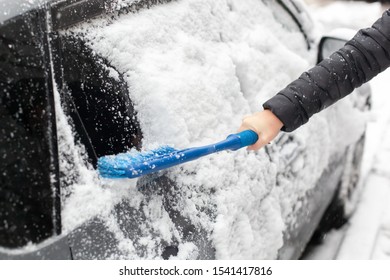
[263,9,390,132]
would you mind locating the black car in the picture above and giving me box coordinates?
[0,0,371,259]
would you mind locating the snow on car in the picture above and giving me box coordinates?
[0,0,370,260]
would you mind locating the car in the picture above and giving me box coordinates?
[356,0,390,3]
[0,0,371,260]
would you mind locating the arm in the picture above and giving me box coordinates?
[240,9,390,150]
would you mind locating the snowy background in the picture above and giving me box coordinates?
[303,0,390,260]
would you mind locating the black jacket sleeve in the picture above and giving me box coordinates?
[263,9,390,132]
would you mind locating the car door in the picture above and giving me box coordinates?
[51,0,320,260]
[0,0,358,260]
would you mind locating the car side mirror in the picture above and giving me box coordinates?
[317,37,347,63]
[317,28,357,63]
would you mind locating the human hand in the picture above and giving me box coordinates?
[238,110,284,151]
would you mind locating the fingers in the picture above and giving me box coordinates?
[237,124,266,150]
[238,110,283,151]
[237,119,263,150]
[247,134,269,151]
[238,116,260,134]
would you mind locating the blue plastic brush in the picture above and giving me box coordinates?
[97,130,258,179]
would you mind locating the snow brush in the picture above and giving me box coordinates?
[97,130,258,179]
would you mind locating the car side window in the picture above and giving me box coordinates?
[263,0,310,50]
[53,35,142,168]
[266,1,300,31]
[0,11,60,248]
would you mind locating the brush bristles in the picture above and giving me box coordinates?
[97,146,177,178]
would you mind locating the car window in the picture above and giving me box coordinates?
[0,11,60,248]
[51,0,316,260]
[262,0,310,50]
[265,1,300,32]
[52,35,142,168]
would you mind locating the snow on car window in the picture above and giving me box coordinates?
[105,0,141,11]
[263,1,302,34]
[58,0,368,259]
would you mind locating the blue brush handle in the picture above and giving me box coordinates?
[124,130,258,178]
[224,129,259,150]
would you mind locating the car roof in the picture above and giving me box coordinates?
[1,0,311,49]
[0,0,141,26]
[0,0,54,23]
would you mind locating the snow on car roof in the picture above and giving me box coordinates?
[0,0,46,23]
[0,0,146,24]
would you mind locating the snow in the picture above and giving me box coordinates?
[53,0,373,259]
[0,0,45,23]
[305,67,390,259]
[105,0,142,11]
[54,80,140,230]
[305,0,382,33]
[0,0,381,260]
[301,1,390,260]
[54,0,371,259]
[336,69,390,260]
[58,0,309,259]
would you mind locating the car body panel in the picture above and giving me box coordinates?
[0,0,370,259]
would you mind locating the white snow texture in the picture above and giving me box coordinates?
[55,0,368,259]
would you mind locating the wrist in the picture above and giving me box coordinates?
[261,109,284,131]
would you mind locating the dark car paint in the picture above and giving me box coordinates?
[0,0,368,259]
[0,7,61,247]
[278,152,346,259]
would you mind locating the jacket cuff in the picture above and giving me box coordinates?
[262,93,304,132]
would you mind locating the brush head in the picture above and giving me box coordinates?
[97,146,178,179]
[97,130,258,179]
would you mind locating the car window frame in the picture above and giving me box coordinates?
[274,0,312,50]
[0,6,61,248]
